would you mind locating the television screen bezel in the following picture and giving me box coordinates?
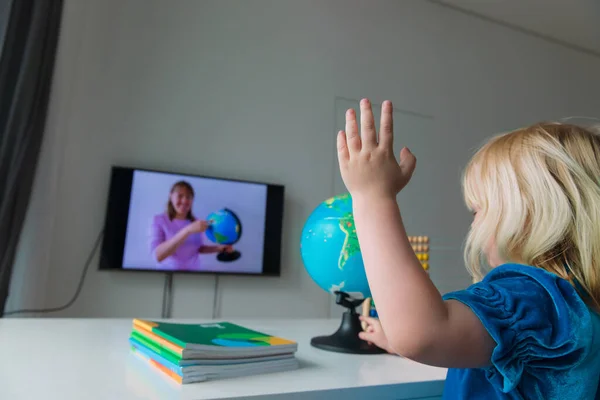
[98,165,284,277]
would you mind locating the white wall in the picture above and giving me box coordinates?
[6,0,600,319]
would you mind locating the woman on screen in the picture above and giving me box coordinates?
[149,180,232,270]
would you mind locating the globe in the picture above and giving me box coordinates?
[206,208,241,244]
[205,208,242,262]
[300,192,370,299]
[300,192,384,355]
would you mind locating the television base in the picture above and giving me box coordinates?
[217,250,241,262]
[310,291,386,355]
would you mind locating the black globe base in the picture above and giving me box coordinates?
[216,250,241,262]
[310,291,386,355]
[310,312,386,354]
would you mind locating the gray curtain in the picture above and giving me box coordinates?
[0,1,11,45]
[0,0,63,317]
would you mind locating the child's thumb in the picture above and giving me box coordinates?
[399,147,416,174]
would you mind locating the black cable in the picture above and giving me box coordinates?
[3,229,104,316]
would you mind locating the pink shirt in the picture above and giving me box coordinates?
[149,213,203,270]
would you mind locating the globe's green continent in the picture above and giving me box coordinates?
[324,193,359,271]
[301,192,371,298]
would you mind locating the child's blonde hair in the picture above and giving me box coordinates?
[462,122,600,311]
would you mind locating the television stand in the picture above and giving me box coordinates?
[160,273,221,319]
[162,273,174,318]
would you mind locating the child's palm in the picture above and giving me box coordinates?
[337,99,416,199]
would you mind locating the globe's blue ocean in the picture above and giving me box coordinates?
[300,193,371,299]
[206,208,241,245]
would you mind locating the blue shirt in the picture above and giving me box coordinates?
[441,263,600,399]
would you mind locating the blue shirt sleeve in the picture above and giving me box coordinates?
[442,263,593,393]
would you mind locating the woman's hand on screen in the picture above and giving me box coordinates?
[219,245,234,253]
[185,220,209,234]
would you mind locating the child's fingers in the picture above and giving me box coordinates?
[359,98,377,150]
[358,331,374,342]
[345,108,361,154]
[379,100,393,149]
[359,315,379,326]
[337,130,349,163]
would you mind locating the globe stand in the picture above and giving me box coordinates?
[310,291,386,355]
[216,250,241,262]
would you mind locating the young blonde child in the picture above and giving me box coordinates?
[337,98,600,399]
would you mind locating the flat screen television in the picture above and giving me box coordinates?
[99,166,284,276]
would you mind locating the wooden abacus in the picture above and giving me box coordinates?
[408,235,430,273]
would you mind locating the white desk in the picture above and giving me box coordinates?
[0,318,447,399]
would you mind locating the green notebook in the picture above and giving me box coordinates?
[130,330,181,363]
[132,319,298,359]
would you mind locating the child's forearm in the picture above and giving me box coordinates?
[353,194,448,357]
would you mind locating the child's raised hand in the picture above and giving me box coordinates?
[358,315,395,354]
[337,99,416,200]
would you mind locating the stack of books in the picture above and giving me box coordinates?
[128,318,299,384]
